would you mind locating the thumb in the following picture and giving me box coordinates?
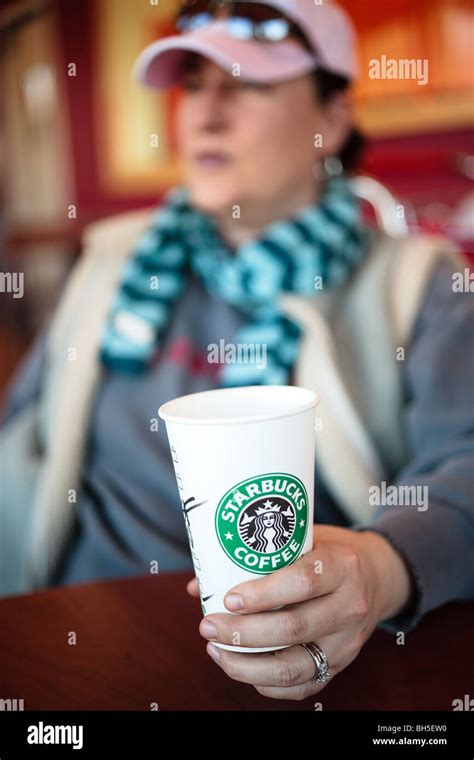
[186,577,200,598]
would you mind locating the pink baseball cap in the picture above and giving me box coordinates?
[132,1,358,90]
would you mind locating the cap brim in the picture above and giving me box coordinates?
[132,22,317,90]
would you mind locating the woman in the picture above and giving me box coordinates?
[246,507,291,553]
[1,0,473,702]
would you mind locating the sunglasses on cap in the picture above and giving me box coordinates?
[176,0,314,53]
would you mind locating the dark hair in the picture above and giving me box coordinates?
[312,68,367,174]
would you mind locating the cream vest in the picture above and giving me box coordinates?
[0,205,462,595]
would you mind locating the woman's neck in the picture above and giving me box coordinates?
[212,181,321,249]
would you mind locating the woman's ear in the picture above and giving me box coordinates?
[318,91,353,159]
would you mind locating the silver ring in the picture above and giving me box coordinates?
[300,642,331,684]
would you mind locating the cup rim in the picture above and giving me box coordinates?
[158,385,319,426]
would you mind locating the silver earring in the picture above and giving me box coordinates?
[323,156,344,177]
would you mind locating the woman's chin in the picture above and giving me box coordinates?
[186,180,241,216]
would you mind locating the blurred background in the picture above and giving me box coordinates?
[0,0,473,404]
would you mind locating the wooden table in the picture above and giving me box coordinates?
[0,574,472,711]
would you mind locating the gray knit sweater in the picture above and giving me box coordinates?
[2,258,473,634]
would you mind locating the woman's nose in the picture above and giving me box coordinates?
[193,83,234,132]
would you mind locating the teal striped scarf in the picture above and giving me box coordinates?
[100,176,368,384]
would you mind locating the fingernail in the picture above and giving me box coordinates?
[200,620,218,640]
[225,593,244,611]
[207,643,221,663]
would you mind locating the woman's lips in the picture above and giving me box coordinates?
[193,152,232,169]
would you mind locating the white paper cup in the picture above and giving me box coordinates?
[159,385,318,653]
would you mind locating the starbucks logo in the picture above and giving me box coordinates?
[238,498,295,553]
[215,473,308,574]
